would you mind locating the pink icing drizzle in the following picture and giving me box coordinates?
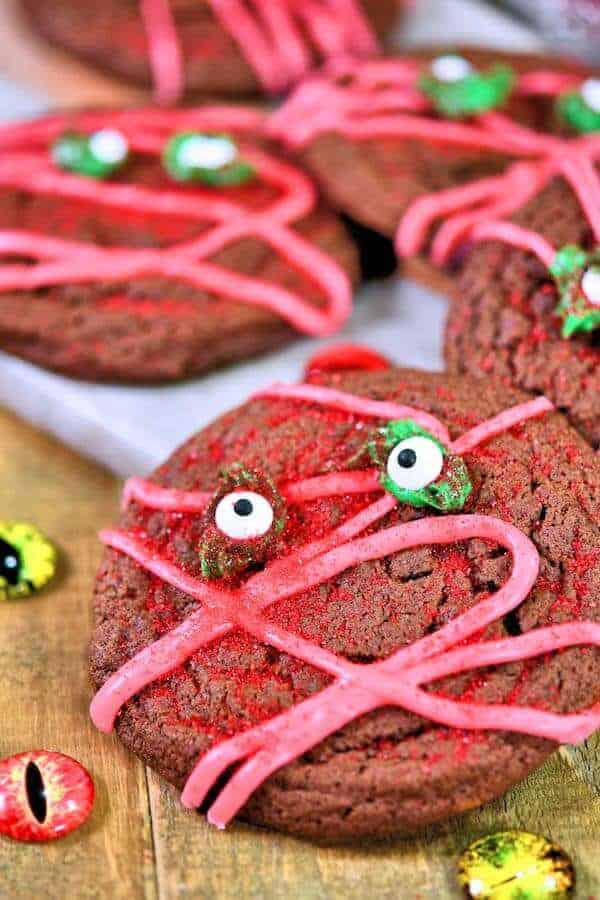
[396,115,600,265]
[0,108,353,337]
[266,57,600,268]
[90,374,600,827]
[140,0,380,103]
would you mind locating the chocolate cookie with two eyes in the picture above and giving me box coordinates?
[268,47,595,293]
[90,363,600,840]
[0,107,358,382]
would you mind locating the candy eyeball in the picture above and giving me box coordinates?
[51,129,129,179]
[371,419,472,512]
[162,131,255,186]
[558,78,600,133]
[0,522,57,601]
[580,78,600,115]
[581,266,600,306]
[420,59,514,118]
[215,491,274,540]
[551,245,600,337]
[199,466,286,580]
[430,55,473,83]
[0,750,94,842]
[87,128,129,167]
[386,435,444,492]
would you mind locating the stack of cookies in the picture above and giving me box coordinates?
[6,1,600,840]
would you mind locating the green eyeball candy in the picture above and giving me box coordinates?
[550,245,600,338]
[0,522,57,601]
[557,78,600,134]
[420,54,514,118]
[370,419,472,511]
[457,830,575,899]
[162,132,255,186]
[51,128,129,179]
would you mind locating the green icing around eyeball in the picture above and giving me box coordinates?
[550,245,600,338]
[0,522,57,600]
[369,419,472,512]
[419,61,514,118]
[557,89,600,134]
[51,129,129,179]
[457,830,575,899]
[162,132,255,186]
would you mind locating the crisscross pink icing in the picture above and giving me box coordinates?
[266,56,600,267]
[140,0,381,104]
[0,108,352,337]
[89,369,600,828]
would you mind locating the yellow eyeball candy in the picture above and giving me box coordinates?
[457,831,575,899]
[0,522,57,600]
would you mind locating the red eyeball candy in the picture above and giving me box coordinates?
[0,750,94,842]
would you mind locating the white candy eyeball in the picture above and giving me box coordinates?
[431,55,473,83]
[89,129,129,165]
[581,267,600,306]
[214,491,274,540]
[580,78,600,114]
[386,435,444,492]
[178,135,237,171]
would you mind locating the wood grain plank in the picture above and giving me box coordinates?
[146,738,600,899]
[0,408,156,900]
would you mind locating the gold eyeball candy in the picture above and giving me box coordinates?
[457,831,575,899]
[0,522,57,600]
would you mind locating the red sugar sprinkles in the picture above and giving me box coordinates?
[89,376,600,829]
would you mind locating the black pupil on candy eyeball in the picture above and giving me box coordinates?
[397,448,417,469]
[233,498,253,517]
[0,537,21,585]
[25,761,47,824]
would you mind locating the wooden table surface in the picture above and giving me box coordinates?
[0,406,599,899]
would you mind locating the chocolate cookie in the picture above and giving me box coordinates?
[89,356,600,840]
[22,0,401,103]
[268,48,594,291]
[0,108,358,382]
[444,171,600,448]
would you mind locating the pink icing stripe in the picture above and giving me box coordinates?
[181,514,542,817]
[251,383,452,445]
[469,221,556,268]
[296,1,347,57]
[0,145,315,226]
[450,397,555,456]
[92,495,395,730]
[517,70,583,96]
[140,0,184,105]
[283,470,381,502]
[243,495,397,599]
[396,173,514,258]
[99,528,230,610]
[208,0,297,93]
[123,469,382,513]
[90,611,232,733]
[0,248,349,337]
[428,165,551,266]
[122,478,212,513]
[141,0,380,100]
[559,152,600,244]
[0,107,265,152]
[324,0,378,56]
